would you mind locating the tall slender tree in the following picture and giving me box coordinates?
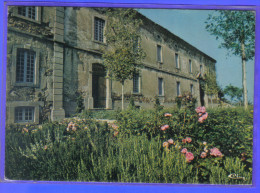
[102,8,146,110]
[205,10,255,109]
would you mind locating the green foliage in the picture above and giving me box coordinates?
[175,93,197,110]
[209,157,252,184]
[128,96,136,109]
[102,8,146,109]
[103,8,146,83]
[6,119,194,183]
[205,10,255,109]
[76,92,85,113]
[204,71,219,96]
[78,110,118,120]
[224,84,243,104]
[154,96,163,111]
[5,107,253,184]
[205,10,255,61]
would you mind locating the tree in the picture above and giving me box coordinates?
[103,8,146,110]
[223,84,243,105]
[205,10,255,109]
[203,69,219,105]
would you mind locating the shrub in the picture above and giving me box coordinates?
[5,106,253,184]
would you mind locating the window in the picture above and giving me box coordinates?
[15,107,34,123]
[200,65,203,73]
[190,84,193,95]
[157,45,162,62]
[94,17,105,42]
[133,73,140,93]
[189,59,192,73]
[158,78,164,96]
[18,6,36,20]
[177,81,181,96]
[16,49,35,83]
[175,53,179,68]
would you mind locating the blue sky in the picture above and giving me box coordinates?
[138,9,255,103]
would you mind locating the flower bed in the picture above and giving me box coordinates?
[5,106,253,184]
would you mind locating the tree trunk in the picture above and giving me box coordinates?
[121,81,124,110]
[241,42,248,110]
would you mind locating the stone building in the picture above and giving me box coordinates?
[6,6,217,124]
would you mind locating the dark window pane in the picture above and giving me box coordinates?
[158,78,163,96]
[94,18,105,42]
[16,49,35,83]
[15,107,34,123]
[157,45,162,62]
[177,82,180,96]
[133,73,139,93]
[18,7,26,16]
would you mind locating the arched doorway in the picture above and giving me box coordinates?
[199,79,205,106]
[92,64,106,108]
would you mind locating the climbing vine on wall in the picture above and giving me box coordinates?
[203,69,219,96]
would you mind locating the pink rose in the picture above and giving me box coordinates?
[185,152,194,162]
[186,137,192,143]
[201,106,206,114]
[182,138,187,143]
[168,139,174,144]
[198,116,204,123]
[163,141,169,148]
[161,125,169,131]
[114,131,119,137]
[181,148,187,154]
[72,126,77,131]
[203,141,207,146]
[200,152,207,158]
[195,106,206,114]
[68,122,73,128]
[210,147,223,157]
[111,123,119,130]
[22,128,29,133]
[164,113,172,117]
[201,112,208,120]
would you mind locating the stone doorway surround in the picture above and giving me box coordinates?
[86,62,112,110]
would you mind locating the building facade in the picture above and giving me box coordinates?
[6,6,217,124]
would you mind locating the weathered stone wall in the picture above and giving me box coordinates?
[7,6,218,123]
[6,7,56,124]
[6,31,55,123]
[62,7,216,112]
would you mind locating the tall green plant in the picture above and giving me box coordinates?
[205,10,255,109]
[103,8,146,110]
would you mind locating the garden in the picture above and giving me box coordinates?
[5,96,253,184]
